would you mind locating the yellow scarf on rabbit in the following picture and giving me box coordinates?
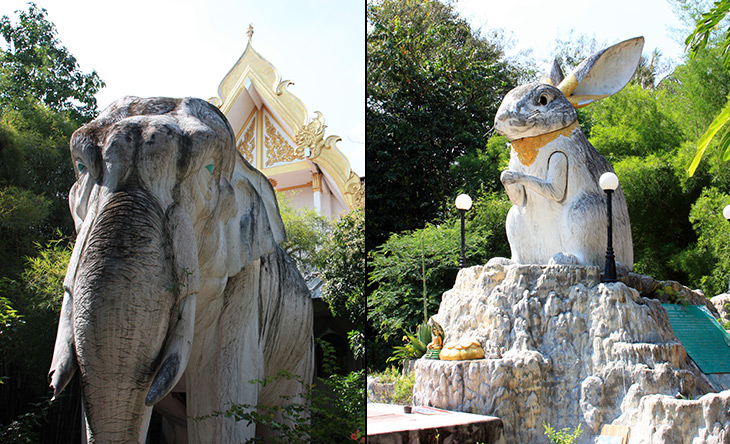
[510,121,579,166]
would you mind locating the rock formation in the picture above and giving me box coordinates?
[712,293,730,327]
[413,260,730,444]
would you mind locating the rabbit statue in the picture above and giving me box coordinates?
[493,37,643,270]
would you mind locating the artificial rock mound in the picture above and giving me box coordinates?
[413,260,730,444]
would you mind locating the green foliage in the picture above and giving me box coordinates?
[200,369,365,444]
[0,4,96,434]
[366,0,523,250]
[687,99,730,176]
[0,296,22,374]
[585,85,683,161]
[449,135,511,197]
[277,192,332,276]
[0,296,20,333]
[674,10,730,176]
[685,0,730,70]
[676,187,730,296]
[317,209,365,329]
[368,221,458,340]
[0,400,52,443]
[368,366,415,405]
[368,192,509,369]
[613,155,698,280]
[347,330,365,360]
[392,370,415,405]
[387,321,431,364]
[673,44,730,177]
[316,338,339,377]
[543,422,582,444]
[0,3,104,122]
[665,45,730,141]
[0,237,71,427]
[278,198,365,358]
[0,185,49,231]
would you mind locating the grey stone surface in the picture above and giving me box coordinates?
[711,293,730,326]
[413,262,729,444]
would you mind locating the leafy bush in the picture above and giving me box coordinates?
[543,423,582,444]
[387,321,431,364]
[613,154,698,281]
[317,209,365,329]
[676,187,730,296]
[368,366,415,406]
[202,369,364,444]
[200,336,365,443]
[368,192,509,370]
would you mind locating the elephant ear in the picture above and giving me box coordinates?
[225,154,286,272]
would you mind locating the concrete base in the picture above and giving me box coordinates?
[367,403,505,444]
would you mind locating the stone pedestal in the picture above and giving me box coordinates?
[413,261,728,444]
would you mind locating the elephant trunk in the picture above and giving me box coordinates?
[73,190,176,442]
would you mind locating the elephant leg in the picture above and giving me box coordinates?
[187,262,263,443]
[155,394,188,444]
[257,248,315,438]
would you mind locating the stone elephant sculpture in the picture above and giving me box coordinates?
[47,96,314,443]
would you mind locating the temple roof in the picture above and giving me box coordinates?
[209,28,363,212]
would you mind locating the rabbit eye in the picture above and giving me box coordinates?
[538,93,550,106]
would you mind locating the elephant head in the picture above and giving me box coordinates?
[48,97,290,442]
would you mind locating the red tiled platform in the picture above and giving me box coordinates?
[367,403,505,444]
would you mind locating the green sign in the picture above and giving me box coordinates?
[662,304,730,374]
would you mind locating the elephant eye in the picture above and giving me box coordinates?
[77,162,86,173]
[205,163,214,174]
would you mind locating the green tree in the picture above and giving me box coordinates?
[585,85,683,161]
[0,3,104,121]
[316,209,365,357]
[277,192,331,278]
[366,0,522,251]
[676,187,730,296]
[613,155,698,280]
[0,4,102,437]
[0,3,105,280]
[0,237,73,430]
[682,0,730,175]
[449,135,511,198]
[368,192,510,369]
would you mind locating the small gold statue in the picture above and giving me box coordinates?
[424,317,444,359]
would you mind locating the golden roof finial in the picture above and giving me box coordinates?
[246,24,254,43]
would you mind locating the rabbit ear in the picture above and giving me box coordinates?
[540,59,565,86]
[558,36,644,108]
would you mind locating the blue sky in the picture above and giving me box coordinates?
[456,0,689,72]
[2,0,365,176]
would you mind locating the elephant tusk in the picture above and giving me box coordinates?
[145,204,200,406]
[145,292,196,406]
[48,290,78,400]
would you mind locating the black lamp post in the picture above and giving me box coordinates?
[455,194,472,268]
[599,172,619,283]
[724,205,730,292]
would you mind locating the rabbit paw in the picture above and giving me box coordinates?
[500,170,524,185]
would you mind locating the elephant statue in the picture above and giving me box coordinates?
[47,96,314,442]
